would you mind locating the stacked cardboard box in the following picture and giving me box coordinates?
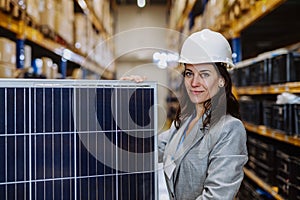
[39,0,55,30]
[54,0,74,44]
[93,0,104,21]
[26,0,40,23]
[0,37,16,77]
[74,13,88,54]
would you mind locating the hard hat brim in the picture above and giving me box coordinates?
[178,58,235,69]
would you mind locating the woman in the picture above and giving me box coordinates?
[122,29,248,200]
[157,29,248,200]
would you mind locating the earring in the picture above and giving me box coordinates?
[218,81,224,87]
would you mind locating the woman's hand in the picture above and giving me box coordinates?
[120,75,147,83]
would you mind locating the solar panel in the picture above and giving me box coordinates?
[0,79,158,200]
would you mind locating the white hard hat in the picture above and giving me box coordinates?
[178,29,234,67]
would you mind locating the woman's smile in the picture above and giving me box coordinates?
[190,90,205,95]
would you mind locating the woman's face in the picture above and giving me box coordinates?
[184,63,224,104]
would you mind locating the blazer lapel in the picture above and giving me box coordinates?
[172,121,206,182]
[163,117,192,196]
[163,114,209,193]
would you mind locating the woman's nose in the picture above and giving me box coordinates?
[191,75,203,87]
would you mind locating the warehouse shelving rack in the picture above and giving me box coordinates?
[175,0,197,30]
[237,82,300,95]
[0,0,114,79]
[76,0,109,39]
[244,122,300,148]
[237,80,300,148]
[244,168,284,200]
[208,0,287,39]
[234,60,300,199]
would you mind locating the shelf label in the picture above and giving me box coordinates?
[285,86,289,91]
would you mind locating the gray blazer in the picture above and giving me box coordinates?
[158,115,248,200]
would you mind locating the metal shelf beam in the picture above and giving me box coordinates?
[236,82,300,95]
[244,122,300,148]
[244,168,284,200]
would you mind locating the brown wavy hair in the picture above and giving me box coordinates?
[174,62,241,129]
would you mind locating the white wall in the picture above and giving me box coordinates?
[115,5,168,34]
[114,5,171,131]
[114,5,169,62]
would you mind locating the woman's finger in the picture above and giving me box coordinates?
[120,75,147,83]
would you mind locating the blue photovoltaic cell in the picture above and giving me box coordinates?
[0,80,157,200]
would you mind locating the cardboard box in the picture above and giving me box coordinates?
[74,13,88,53]
[0,0,6,10]
[0,63,15,78]
[26,0,40,23]
[0,37,16,64]
[24,45,32,68]
[39,9,55,29]
[54,13,74,44]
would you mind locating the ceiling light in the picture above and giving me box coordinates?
[137,0,146,8]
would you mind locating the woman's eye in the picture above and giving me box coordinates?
[185,71,193,77]
[200,73,209,78]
